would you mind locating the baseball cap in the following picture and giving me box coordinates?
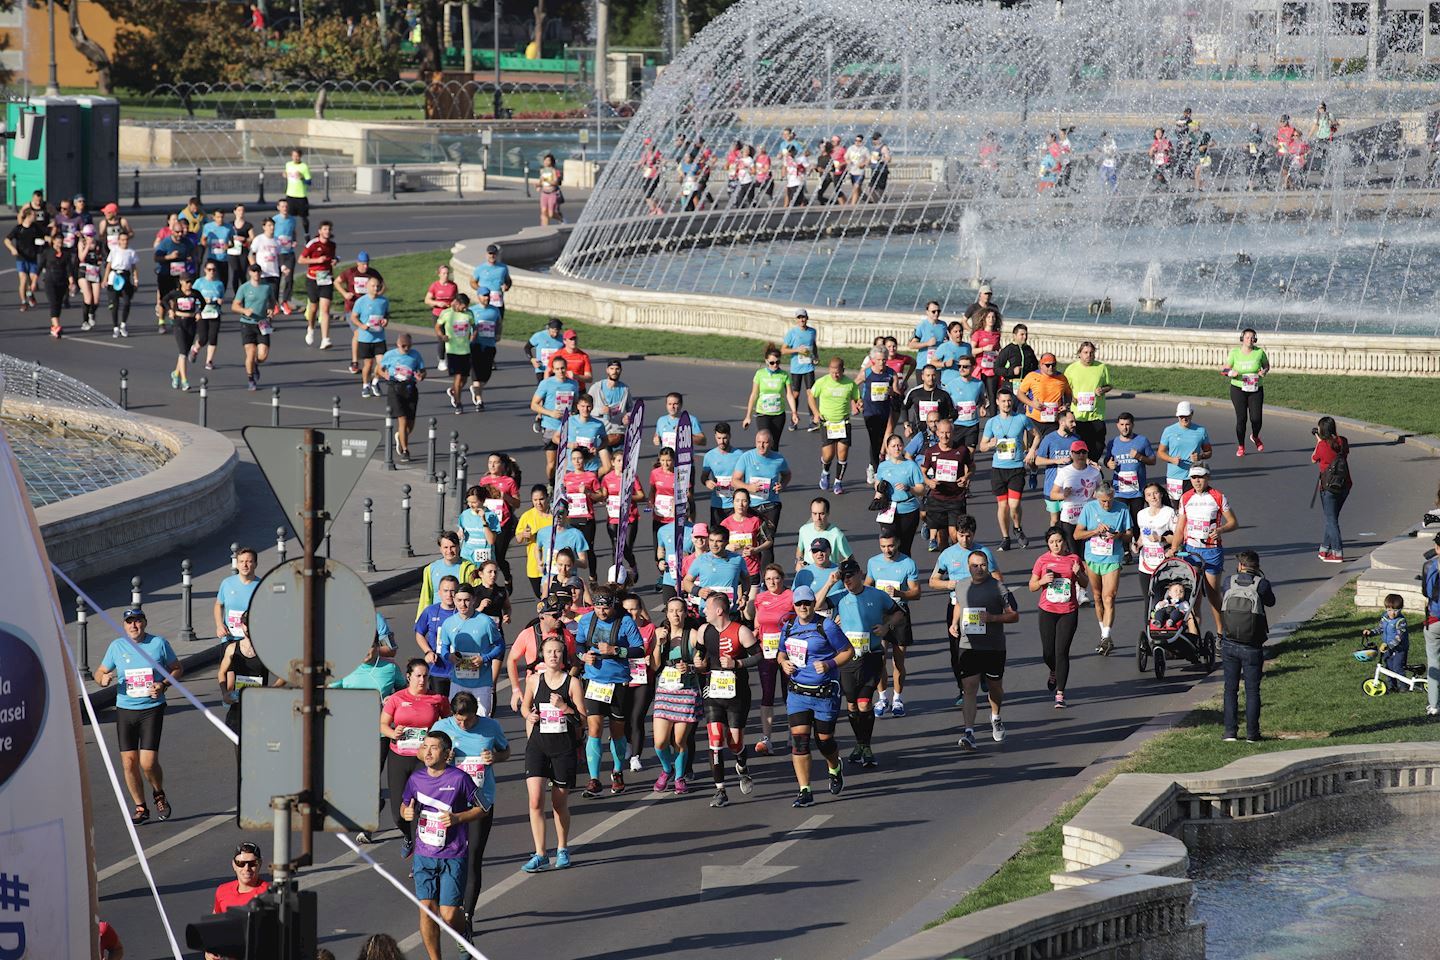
[102,202,119,215]
[810,538,830,553]
[1189,465,1210,477]
[1039,352,1057,364]
[978,283,993,294]
[1069,440,1088,453]
[692,522,709,537]
[546,317,563,330]
[73,193,85,202]
[792,585,817,603]
[838,557,862,577]
[1175,401,1194,417]
[795,309,809,319]
[356,250,370,262]
[486,244,500,254]
[123,607,146,621]
[551,499,570,518]
[563,329,578,340]
[539,596,566,615]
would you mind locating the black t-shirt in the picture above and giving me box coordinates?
[964,302,1002,328]
[472,583,508,621]
[8,223,45,260]
[922,444,974,501]
[996,342,1038,381]
[164,289,202,319]
[903,387,955,428]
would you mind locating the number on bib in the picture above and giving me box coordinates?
[585,680,616,704]
[538,704,567,733]
[961,607,986,635]
[825,420,848,440]
[761,632,780,659]
[846,632,869,656]
[1044,578,1073,605]
[124,668,155,699]
[707,670,737,699]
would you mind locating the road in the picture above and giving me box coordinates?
[2,198,1432,960]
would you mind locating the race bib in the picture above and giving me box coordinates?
[234,674,264,690]
[757,393,784,415]
[315,270,332,285]
[1241,373,1260,393]
[961,607,986,635]
[488,291,503,308]
[457,755,487,785]
[727,532,753,552]
[227,239,243,256]
[628,660,649,686]
[957,401,977,421]
[876,503,897,524]
[996,438,1018,460]
[761,632,780,660]
[1091,533,1115,556]
[1061,501,1084,524]
[1189,520,1218,545]
[606,494,622,517]
[1044,578,1073,605]
[556,390,575,412]
[453,656,482,681]
[1116,470,1139,494]
[83,264,101,283]
[574,434,596,450]
[538,704,567,733]
[1075,392,1097,413]
[417,810,446,848]
[924,349,939,367]
[749,477,772,497]
[168,261,187,277]
[655,494,674,518]
[475,319,496,338]
[935,459,959,483]
[1040,402,1060,423]
[708,670,737,699]
[393,365,415,382]
[825,420,849,440]
[258,319,274,336]
[846,631,869,656]
[657,666,683,692]
[397,727,427,752]
[201,303,221,320]
[979,350,997,373]
[538,347,557,369]
[225,609,246,634]
[918,400,939,419]
[585,680,616,704]
[783,638,808,666]
[661,431,677,450]
[567,491,592,518]
[124,667,155,699]
[1166,477,1185,501]
[1140,543,1167,572]
[869,381,888,403]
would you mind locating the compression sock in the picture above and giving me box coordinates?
[733,744,749,775]
[836,460,849,481]
[674,749,689,777]
[857,711,875,746]
[848,708,864,741]
[610,737,629,772]
[656,746,675,775]
[585,736,603,781]
[821,458,833,477]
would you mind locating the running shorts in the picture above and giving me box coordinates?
[839,652,883,704]
[116,704,166,752]
[990,466,1026,498]
[958,648,1006,680]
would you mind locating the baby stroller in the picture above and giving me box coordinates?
[1136,553,1216,680]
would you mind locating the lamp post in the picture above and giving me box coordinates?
[45,0,60,96]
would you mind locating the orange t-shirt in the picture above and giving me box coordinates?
[1017,372,1071,424]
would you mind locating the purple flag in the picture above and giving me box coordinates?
[543,406,572,585]
[612,399,645,581]
[670,411,694,590]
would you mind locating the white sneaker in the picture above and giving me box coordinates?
[991,715,1007,743]
[1428,706,1439,717]
[319,337,333,350]
[873,690,889,717]
[470,383,483,406]
[437,358,449,374]
[111,326,120,339]
[866,464,877,485]
[304,328,315,346]
[118,324,129,338]
[1077,587,1092,606]
[890,694,906,717]
[628,755,642,773]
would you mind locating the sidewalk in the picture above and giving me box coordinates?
[115,180,590,216]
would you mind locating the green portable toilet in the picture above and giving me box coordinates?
[68,95,121,206]
[5,98,83,209]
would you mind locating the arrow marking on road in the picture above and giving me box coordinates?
[700,814,831,891]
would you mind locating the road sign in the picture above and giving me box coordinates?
[578,127,590,145]
[238,687,381,832]
[242,426,380,542]
[246,558,378,682]
[481,129,493,146]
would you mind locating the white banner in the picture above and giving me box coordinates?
[0,417,99,958]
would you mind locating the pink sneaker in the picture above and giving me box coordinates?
[1235,445,1245,458]
[674,776,689,794]
[653,772,670,793]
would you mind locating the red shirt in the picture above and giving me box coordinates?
[602,472,643,526]
[721,513,764,575]
[971,330,1001,374]
[337,265,383,308]
[300,237,336,279]
[99,922,122,956]
[752,588,793,639]
[557,347,592,382]
[1311,437,1351,490]
[428,280,458,316]
[650,468,676,520]
[213,879,270,914]
[1032,552,1082,614]
[476,473,518,525]
[381,691,451,755]
[562,471,602,520]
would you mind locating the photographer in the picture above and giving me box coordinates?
[1219,550,1275,742]
[1310,417,1352,563]
[1423,531,1440,719]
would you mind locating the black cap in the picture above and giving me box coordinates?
[486,244,500,254]
[838,557,862,577]
[546,317,563,330]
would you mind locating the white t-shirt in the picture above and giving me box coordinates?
[250,234,280,278]
[1179,488,1229,548]
[1052,464,1102,525]
[1135,505,1176,574]
[106,247,138,274]
[737,156,755,185]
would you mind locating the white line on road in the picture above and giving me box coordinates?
[68,337,133,349]
[97,811,235,883]
[700,814,831,891]
[249,401,388,420]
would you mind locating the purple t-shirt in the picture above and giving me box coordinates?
[401,765,481,859]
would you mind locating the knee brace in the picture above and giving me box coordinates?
[707,721,726,751]
[856,698,872,712]
[791,732,811,756]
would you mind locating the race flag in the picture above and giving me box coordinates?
[542,406,572,585]
[612,399,645,579]
[670,412,694,590]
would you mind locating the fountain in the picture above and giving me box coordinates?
[554,0,1440,337]
[1138,259,1166,312]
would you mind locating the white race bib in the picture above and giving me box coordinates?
[1116,470,1139,494]
[417,809,446,848]
[1044,578,1073,605]
[1166,477,1185,501]
[453,656,482,681]
[707,669,737,699]
[315,270,332,285]
[727,532,753,552]
[655,493,675,518]
[761,632,780,660]
[661,431,677,450]
[918,400,939,419]
[1140,543,1167,573]
[585,680,616,704]
[225,609,246,634]
[757,393,783,415]
[876,503,897,524]
[124,667,155,699]
[961,607,986,635]
[1040,402,1060,423]
[826,420,849,440]
[869,381,889,402]
[606,494,622,517]
[538,704,567,733]
[1091,533,1115,556]
[483,497,504,517]
[957,401,977,421]
[935,459,959,483]
[657,666,683,693]
[457,755,487,785]
[1061,501,1085,524]
[996,438,1018,460]
[748,477,772,497]
[168,261,187,277]
[567,491,592,518]
[1075,392,1096,413]
[397,727,427,752]
[1241,373,1260,393]
[628,660,649,686]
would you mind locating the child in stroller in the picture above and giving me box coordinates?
[1137,553,1216,679]
[1150,582,1198,635]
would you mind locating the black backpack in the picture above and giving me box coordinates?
[1221,575,1268,646]
[1320,441,1350,494]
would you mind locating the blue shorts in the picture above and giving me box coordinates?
[786,689,841,724]
[413,854,466,906]
[15,259,37,276]
[1190,545,1224,576]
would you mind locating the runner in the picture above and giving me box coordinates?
[867,132,891,200]
[979,389,1037,550]
[538,152,565,224]
[1222,328,1271,456]
[436,586,505,717]
[1033,409,1081,546]
[683,527,751,609]
[731,430,790,563]
[1029,529,1083,708]
[951,551,1018,750]
[424,263,459,371]
[530,355,580,477]
[1135,482,1177,600]
[429,690,508,937]
[514,485,554,598]
[649,446,678,545]
[216,613,279,754]
[521,634,584,870]
[920,420,975,551]
[1104,412,1156,561]
[469,243,512,332]
[400,729,488,960]
[782,310,818,427]
[468,292,501,410]
[908,301,949,371]
[1048,440,1102,551]
[163,273,202,391]
[560,447,604,579]
[283,147,313,238]
[941,356,987,451]
[561,393,611,479]
[76,224,103,331]
[702,422,744,529]
[456,485,503,571]
[94,608,181,824]
[231,264,276,390]
[603,461,645,582]
[654,391,706,449]
[1156,401,1214,506]
[416,532,479,616]
[969,307,1004,406]
[928,514,999,704]
[1075,482,1131,655]
[995,323,1039,387]
[1064,341,1113,457]
[1170,465,1239,632]
[874,434,925,556]
[745,563,793,755]
[37,233,74,338]
[575,584,646,797]
[225,205,254,297]
[866,530,922,719]
[901,365,954,439]
[505,596,575,713]
[695,593,761,806]
[742,344,798,448]
[100,229,139,337]
[590,359,632,448]
[271,199,298,315]
[620,593,656,771]
[794,496,852,569]
[556,329,593,391]
[535,505,592,587]
[858,348,898,483]
[414,575,460,698]
[349,274,390,398]
[651,596,703,793]
[776,585,853,805]
[298,220,338,350]
[721,488,770,585]
[247,217,281,308]
[435,292,476,415]
[381,660,451,853]
[198,208,234,293]
[214,546,259,640]
[191,260,226,371]
[808,357,862,493]
[1016,352,1073,460]
[4,207,43,311]
[795,539,846,611]
[782,144,808,207]
[376,332,426,461]
[832,557,903,767]
[337,251,384,376]
[934,320,973,371]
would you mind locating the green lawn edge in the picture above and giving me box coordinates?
[373,248,1440,438]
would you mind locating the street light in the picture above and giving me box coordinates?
[492,0,503,118]
[45,0,60,96]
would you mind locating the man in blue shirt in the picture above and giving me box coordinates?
[575,585,646,796]
[350,279,390,400]
[468,293,501,408]
[980,389,1037,551]
[214,546,259,640]
[1104,411,1157,556]
[1034,409,1081,542]
[933,321,973,370]
[415,575,460,696]
[470,243,512,327]
[940,357,987,450]
[794,539,845,609]
[702,422,743,528]
[271,198,299,311]
[527,317,565,383]
[866,531,922,718]
[907,300,949,370]
[153,220,197,329]
[833,558,904,768]
[782,310,818,425]
[536,503,590,576]
[436,586,506,717]
[654,391,706,450]
[928,514,1001,701]
[95,608,181,824]
[1157,401,1213,506]
[683,527,750,605]
[777,584,852,805]
[231,263,275,390]
[378,331,426,461]
[530,355,581,478]
[731,430,790,565]
[561,393,609,474]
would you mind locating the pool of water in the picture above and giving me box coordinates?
[1192,815,1440,959]
[5,417,171,509]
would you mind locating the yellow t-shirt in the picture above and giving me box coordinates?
[516,507,553,578]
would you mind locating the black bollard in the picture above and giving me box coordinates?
[198,377,209,427]
[434,473,447,541]
[271,385,281,426]
[178,559,196,642]
[119,368,129,410]
[457,161,464,200]
[384,414,396,471]
[323,163,332,203]
[77,594,92,680]
[401,484,415,557]
[331,395,341,428]
[362,498,377,572]
[258,165,266,205]
[426,418,438,482]
[132,168,141,210]
[195,166,203,206]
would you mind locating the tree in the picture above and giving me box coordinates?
[61,0,113,93]
[271,16,400,115]
[413,0,442,72]
[106,0,264,93]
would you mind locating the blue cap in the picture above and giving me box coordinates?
[477,287,490,297]
[792,585,816,603]
[123,607,146,621]
[356,251,370,262]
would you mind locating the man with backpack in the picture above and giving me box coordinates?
[1219,549,1275,742]
[1422,532,1440,719]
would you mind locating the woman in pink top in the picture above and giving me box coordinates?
[721,488,771,578]
[970,310,1003,406]
[744,563,793,755]
[1028,527,1083,709]
[424,263,459,368]
[649,448,677,542]
[561,447,604,579]
[603,470,646,581]
[477,453,520,586]
[380,659,451,849]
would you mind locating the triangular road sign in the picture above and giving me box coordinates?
[242,426,380,543]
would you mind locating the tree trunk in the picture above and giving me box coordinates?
[64,0,113,93]
[313,86,327,118]
[417,0,443,72]
[532,0,545,56]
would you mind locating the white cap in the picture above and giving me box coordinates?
[1175,401,1194,417]
[1189,465,1210,477]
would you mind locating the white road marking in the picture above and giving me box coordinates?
[68,337,133,349]
[249,401,388,420]
[700,814,831,890]
[96,812,235,883]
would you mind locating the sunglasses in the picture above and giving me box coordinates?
[234,859,260,868]
[794,599,815,606]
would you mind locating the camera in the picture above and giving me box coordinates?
[1310,427,1320,436]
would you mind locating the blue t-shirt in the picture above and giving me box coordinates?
[234,282,273,323]
[1105,434,1155,499]
[983,415,1032,469]
[687,550,747,597]
[562,417,607,472]
[940,372,985,425]
[101,634,178,711]
[471,263,511,306]
[536,525,590,572]
[1037,430,1079,496]
[933,544,998,590]
[860,369,894,418]
[528,330,565,372]
[876,458,924,513]
[1079,500,1129,563]
[153,235,195,277]
[781,616,850,686]
[380,347,425,385]
[655,412,703,450]
[471,304,501,349]
[457,508,502,564]
[199,222,234,261]
[834,586,899,654]
[192,277,226,306]
[574,612,645,684]
[533,376,581,431]
[702,447,744,510]
[376,612,393,642]
[331,660,403,695]
[733,449,788,506]
[436,613,505,690]
[656,524,697,587]
[414,602,458,678]
[934,339,973,367]
[217,574,260,638]
[867,553,920,595]
[352,293,390,343]
[794,563,845,603]
[1159,423,1211,480]
[912,320,949,358]
[783,326,818,374]
[272,214,297,252]
[430,715,508,811]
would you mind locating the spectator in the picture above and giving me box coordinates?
[354,934,405,959]
[1219,549,1276,743]
[1423,531,1440,718]
[1310,415,1352,562]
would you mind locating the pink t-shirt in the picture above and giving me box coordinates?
[721,514,764,576]
[602,472,643,526]
[1031,552,1082,614]
[476,474,518,525]
[752,589,793,639]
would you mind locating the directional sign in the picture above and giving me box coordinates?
[242,426,380,541]
[700,814,831,891]
[238,687,381,832]
[246,558,379,682]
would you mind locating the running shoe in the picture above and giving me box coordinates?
[873,692,889,717]
[1429,707,1439,717]
[531,418,543,435]
[112,326,120,339]
[555,848,572,869]
[737,769,755,795]
[828,764,845,795]
[470,383,483,407]
[792,788,815,807]
[1322,551,1344,564]
[860,746,877,768]
[304,327,314,345]
[118,324,129,338]
[81,318,94,331]
[991,716,1007,743]
[1077,587,1091,606]
[959,729,978,751]
[170,372,180,390]
[710,788,730,808]
[954,694,965,707]
[354,831,372,844]
[401,837,414,859]
[204,361,215,371]
[611,771,626,794]
[927,533,939,552]
[846,745,864,766]
[808,421,821,432]
[754,737,772,756]
[582,778,603,799]
[188,343,200,361]
[1015,527,1030,549]
[866,464,876,485]
[446,387,460,412]
[819,474,830,492]
[653,772,670,792]
[1095,637,1114,656]
[348,361,360,374]
[1235,445,1246,458]
[522,854,550,873]
[180,378,190,392]
[281,301,293,317]
[833,480,844,495]
[319,337,332,349]
[1054,692,1066,709]
[130,803,149,826]
[1252,435,1264,452]
[1222,735,1238,743]
[999,536,1012,552]
[247,377,258,392]
[674,776,689,794]
[360,384,372,399]
[629,754,642,773]
[437,358,449,374]
[891,695,906,717]
[1317,550,1330,561]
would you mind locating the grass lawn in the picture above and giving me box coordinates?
[930,581,1433,926]
[90,86,587,123]
[373,248,1440,437]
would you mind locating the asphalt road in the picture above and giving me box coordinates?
[3,199,1434,960]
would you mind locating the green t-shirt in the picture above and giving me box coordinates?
[234,281,274,324]
[1063,361,1112,422]
[1226,347,1269,390]
[809,375,860,424]
[285,160,311,199]
[440,308,473,355]
[753,367,791,415]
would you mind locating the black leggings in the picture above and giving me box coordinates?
[227,255,247,295]
[462,808,495,919]
[755,413,787,449]
[627,679,654,758]
[1039,609,1080,692]
[43,278,68,317]
[386,752,422,840]
[863,414,890,470]
[607,521,638,573]
[573,519,598,578]
[1229,385,1264,445]
[494,519,517,588]
[108,280,135,327]
[883,508,920,557]
[754,503,782,570]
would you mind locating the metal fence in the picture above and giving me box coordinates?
[0,353,123,411]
